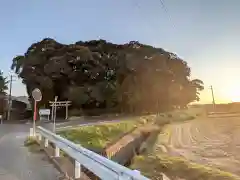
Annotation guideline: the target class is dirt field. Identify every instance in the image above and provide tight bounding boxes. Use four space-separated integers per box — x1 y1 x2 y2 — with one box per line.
157 114 240 176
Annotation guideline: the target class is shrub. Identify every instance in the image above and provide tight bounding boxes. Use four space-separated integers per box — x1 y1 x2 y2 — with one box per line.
24 137 37 146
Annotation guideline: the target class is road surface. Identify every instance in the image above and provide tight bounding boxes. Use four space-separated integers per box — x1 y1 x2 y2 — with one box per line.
51 115 141 131
0 124 60 180
0 117 129 180
158 115 240 175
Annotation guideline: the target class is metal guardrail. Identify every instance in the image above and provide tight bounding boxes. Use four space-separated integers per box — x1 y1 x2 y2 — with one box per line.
36 126 149 180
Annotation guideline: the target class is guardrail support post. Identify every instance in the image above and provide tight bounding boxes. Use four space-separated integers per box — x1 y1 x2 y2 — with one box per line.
55 146 60 157
75 160 81 179
38 134 42 141
161 173 170 180
30 128 34 137
44 138 49 147
133 170 141 175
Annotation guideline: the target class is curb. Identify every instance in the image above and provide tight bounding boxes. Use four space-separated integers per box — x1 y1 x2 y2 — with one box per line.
36 140 69 179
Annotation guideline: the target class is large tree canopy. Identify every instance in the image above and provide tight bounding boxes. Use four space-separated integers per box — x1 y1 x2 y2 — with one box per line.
11 38 203 114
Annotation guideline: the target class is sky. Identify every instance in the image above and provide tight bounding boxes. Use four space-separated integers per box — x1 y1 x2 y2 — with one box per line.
1 0 240 103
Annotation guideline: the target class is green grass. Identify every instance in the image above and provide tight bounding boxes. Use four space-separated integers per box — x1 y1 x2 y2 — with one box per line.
131 154 240 180
24 137 38 146
58 120 145 150
24 136 41 153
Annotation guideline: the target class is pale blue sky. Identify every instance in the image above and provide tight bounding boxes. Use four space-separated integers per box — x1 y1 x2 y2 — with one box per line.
1 0 240 103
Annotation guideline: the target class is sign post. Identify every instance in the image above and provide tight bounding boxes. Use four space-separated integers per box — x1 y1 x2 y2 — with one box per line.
31 88 42 136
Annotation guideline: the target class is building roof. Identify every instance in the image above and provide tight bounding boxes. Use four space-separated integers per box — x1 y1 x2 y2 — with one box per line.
0 95 31 109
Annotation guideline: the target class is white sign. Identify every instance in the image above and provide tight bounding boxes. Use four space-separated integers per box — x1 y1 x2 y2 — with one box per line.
39 109 50 116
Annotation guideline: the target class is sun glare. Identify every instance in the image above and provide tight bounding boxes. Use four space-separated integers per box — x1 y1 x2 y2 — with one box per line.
230 89 240 102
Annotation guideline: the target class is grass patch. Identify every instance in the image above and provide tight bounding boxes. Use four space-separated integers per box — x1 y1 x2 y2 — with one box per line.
24 136 38 146
58 120 146 150
155 107 205 127
24 136 41 153
131 154 240 180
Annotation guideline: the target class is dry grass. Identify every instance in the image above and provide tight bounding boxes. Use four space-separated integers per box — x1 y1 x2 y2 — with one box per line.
132 113 240 180
131 154 240 180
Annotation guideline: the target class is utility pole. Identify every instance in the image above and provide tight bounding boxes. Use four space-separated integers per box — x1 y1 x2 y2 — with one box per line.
7 75 13 121
53 96 58 133
210 85 216 110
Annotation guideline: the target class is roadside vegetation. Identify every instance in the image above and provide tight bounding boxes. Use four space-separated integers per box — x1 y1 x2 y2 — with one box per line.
24 137 38 146
24 137 40 152
155 107 205 126
131 154 240 180
58 119 148 150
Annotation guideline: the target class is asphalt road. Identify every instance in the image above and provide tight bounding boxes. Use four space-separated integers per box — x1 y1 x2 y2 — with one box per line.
52 115 142 131
0 124 60 180
0 117 128 180
54 118 125 131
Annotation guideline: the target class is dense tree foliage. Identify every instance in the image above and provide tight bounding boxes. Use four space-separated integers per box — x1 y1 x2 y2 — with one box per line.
11 38 204 114
0 71 8 94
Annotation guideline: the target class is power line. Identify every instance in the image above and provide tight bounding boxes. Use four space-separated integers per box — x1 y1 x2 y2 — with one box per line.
133 0 176 31
159 0 168 13
158 0 176 30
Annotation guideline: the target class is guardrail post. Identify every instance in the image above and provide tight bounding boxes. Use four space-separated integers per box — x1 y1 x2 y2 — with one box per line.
30 128 34 137
38 134 42 141
55 146 60 157
75 160 81 179
161 173 170 180
133 170 141 175
44 138 49 147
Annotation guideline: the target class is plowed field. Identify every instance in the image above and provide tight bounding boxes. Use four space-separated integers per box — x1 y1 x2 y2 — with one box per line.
157 114 240 176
